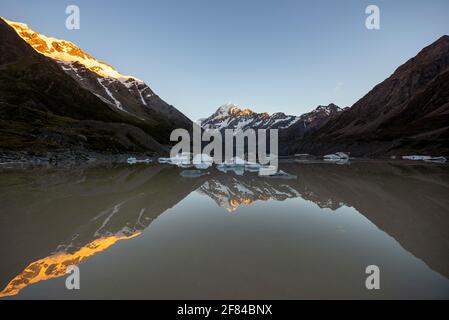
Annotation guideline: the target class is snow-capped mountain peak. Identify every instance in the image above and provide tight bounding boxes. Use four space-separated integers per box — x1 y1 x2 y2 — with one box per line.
217 102 239 114
214 102 256 118
201 103 300 132
3 17 141 83
200 103 343 134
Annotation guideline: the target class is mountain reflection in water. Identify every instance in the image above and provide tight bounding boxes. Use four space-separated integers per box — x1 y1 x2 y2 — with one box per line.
0 162 448 299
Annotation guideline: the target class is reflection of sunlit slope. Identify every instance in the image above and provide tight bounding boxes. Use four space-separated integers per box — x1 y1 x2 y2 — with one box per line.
0 233 140 298
198 177 299 212
0 166 204 297
228 197 256 212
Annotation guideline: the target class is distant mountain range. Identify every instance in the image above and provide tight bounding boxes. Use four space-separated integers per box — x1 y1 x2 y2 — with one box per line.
200 36 449 157
200 102 343 136
0 17 191 155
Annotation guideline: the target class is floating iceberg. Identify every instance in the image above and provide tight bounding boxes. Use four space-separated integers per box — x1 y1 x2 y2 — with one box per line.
258 165 278 176
170 152 191 166
193 153 213 163
158 152 192 167
217 157 246 167
158 157 171 164
127 157 151 164
323 155 340 160
178 163 193 168
232 156 246 166
244 162 261 172
217 163 245 175
180 170 209 178
194 163 211 169
402 155 447 163
402 155 432 161
192 153 213 169
216 157 247 175
323 152 349 161
215 157 278 175
127 157 137 164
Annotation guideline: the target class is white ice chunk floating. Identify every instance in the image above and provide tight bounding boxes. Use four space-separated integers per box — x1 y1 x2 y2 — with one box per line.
323 152 349 161
217 163 245 175
127 157 151 164
258 165 278 176
193 153 213 169
178 163 193 168
402 155 446 162
193 153 213 163
244 162 261 172
127 157 137 164
158 152 192 166
215 156 247 174
170 152 191 166
402 155 432 161
194 163 211 169
232 156 246 166
225 156 247 166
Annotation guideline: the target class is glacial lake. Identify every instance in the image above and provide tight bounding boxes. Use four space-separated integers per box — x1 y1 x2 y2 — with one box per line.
0 161 448 299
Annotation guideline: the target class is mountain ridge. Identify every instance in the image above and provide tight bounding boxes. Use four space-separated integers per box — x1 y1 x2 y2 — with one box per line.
3 17 192 134
283 35 449 156
0 17 190 155
200 102 343 134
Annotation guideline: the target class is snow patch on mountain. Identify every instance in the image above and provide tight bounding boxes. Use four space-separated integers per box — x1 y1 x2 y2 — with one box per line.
97 78 124 111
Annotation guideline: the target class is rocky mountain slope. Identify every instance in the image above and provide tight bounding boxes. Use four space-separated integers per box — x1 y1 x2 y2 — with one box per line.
4 18 191 132
0 17 191 156
287 35 449 156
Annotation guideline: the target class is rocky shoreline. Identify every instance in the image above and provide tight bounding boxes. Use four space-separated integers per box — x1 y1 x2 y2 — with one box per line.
0 150 161 169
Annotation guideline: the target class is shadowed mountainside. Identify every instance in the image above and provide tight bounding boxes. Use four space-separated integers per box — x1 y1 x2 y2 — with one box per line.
281 36 449 156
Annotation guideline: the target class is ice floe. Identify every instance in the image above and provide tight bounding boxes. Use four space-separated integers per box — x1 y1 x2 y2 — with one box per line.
158 152 191 166
217 163 245 175
323 152 349 160
402 155 447 163
127 157 151 165
258 165 278 176
192 154 213 169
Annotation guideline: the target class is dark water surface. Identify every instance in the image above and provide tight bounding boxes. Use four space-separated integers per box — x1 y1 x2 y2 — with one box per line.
1 161 448 299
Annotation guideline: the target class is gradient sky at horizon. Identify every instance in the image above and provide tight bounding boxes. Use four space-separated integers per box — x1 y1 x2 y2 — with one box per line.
1 0 448 120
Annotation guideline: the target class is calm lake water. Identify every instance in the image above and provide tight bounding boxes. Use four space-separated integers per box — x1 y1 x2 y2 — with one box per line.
1 161 448 299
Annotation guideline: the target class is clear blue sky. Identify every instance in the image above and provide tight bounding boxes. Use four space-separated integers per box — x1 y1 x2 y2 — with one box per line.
1 0 448 120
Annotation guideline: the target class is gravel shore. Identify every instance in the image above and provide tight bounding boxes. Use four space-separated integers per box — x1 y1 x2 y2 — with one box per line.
0 150 160 169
